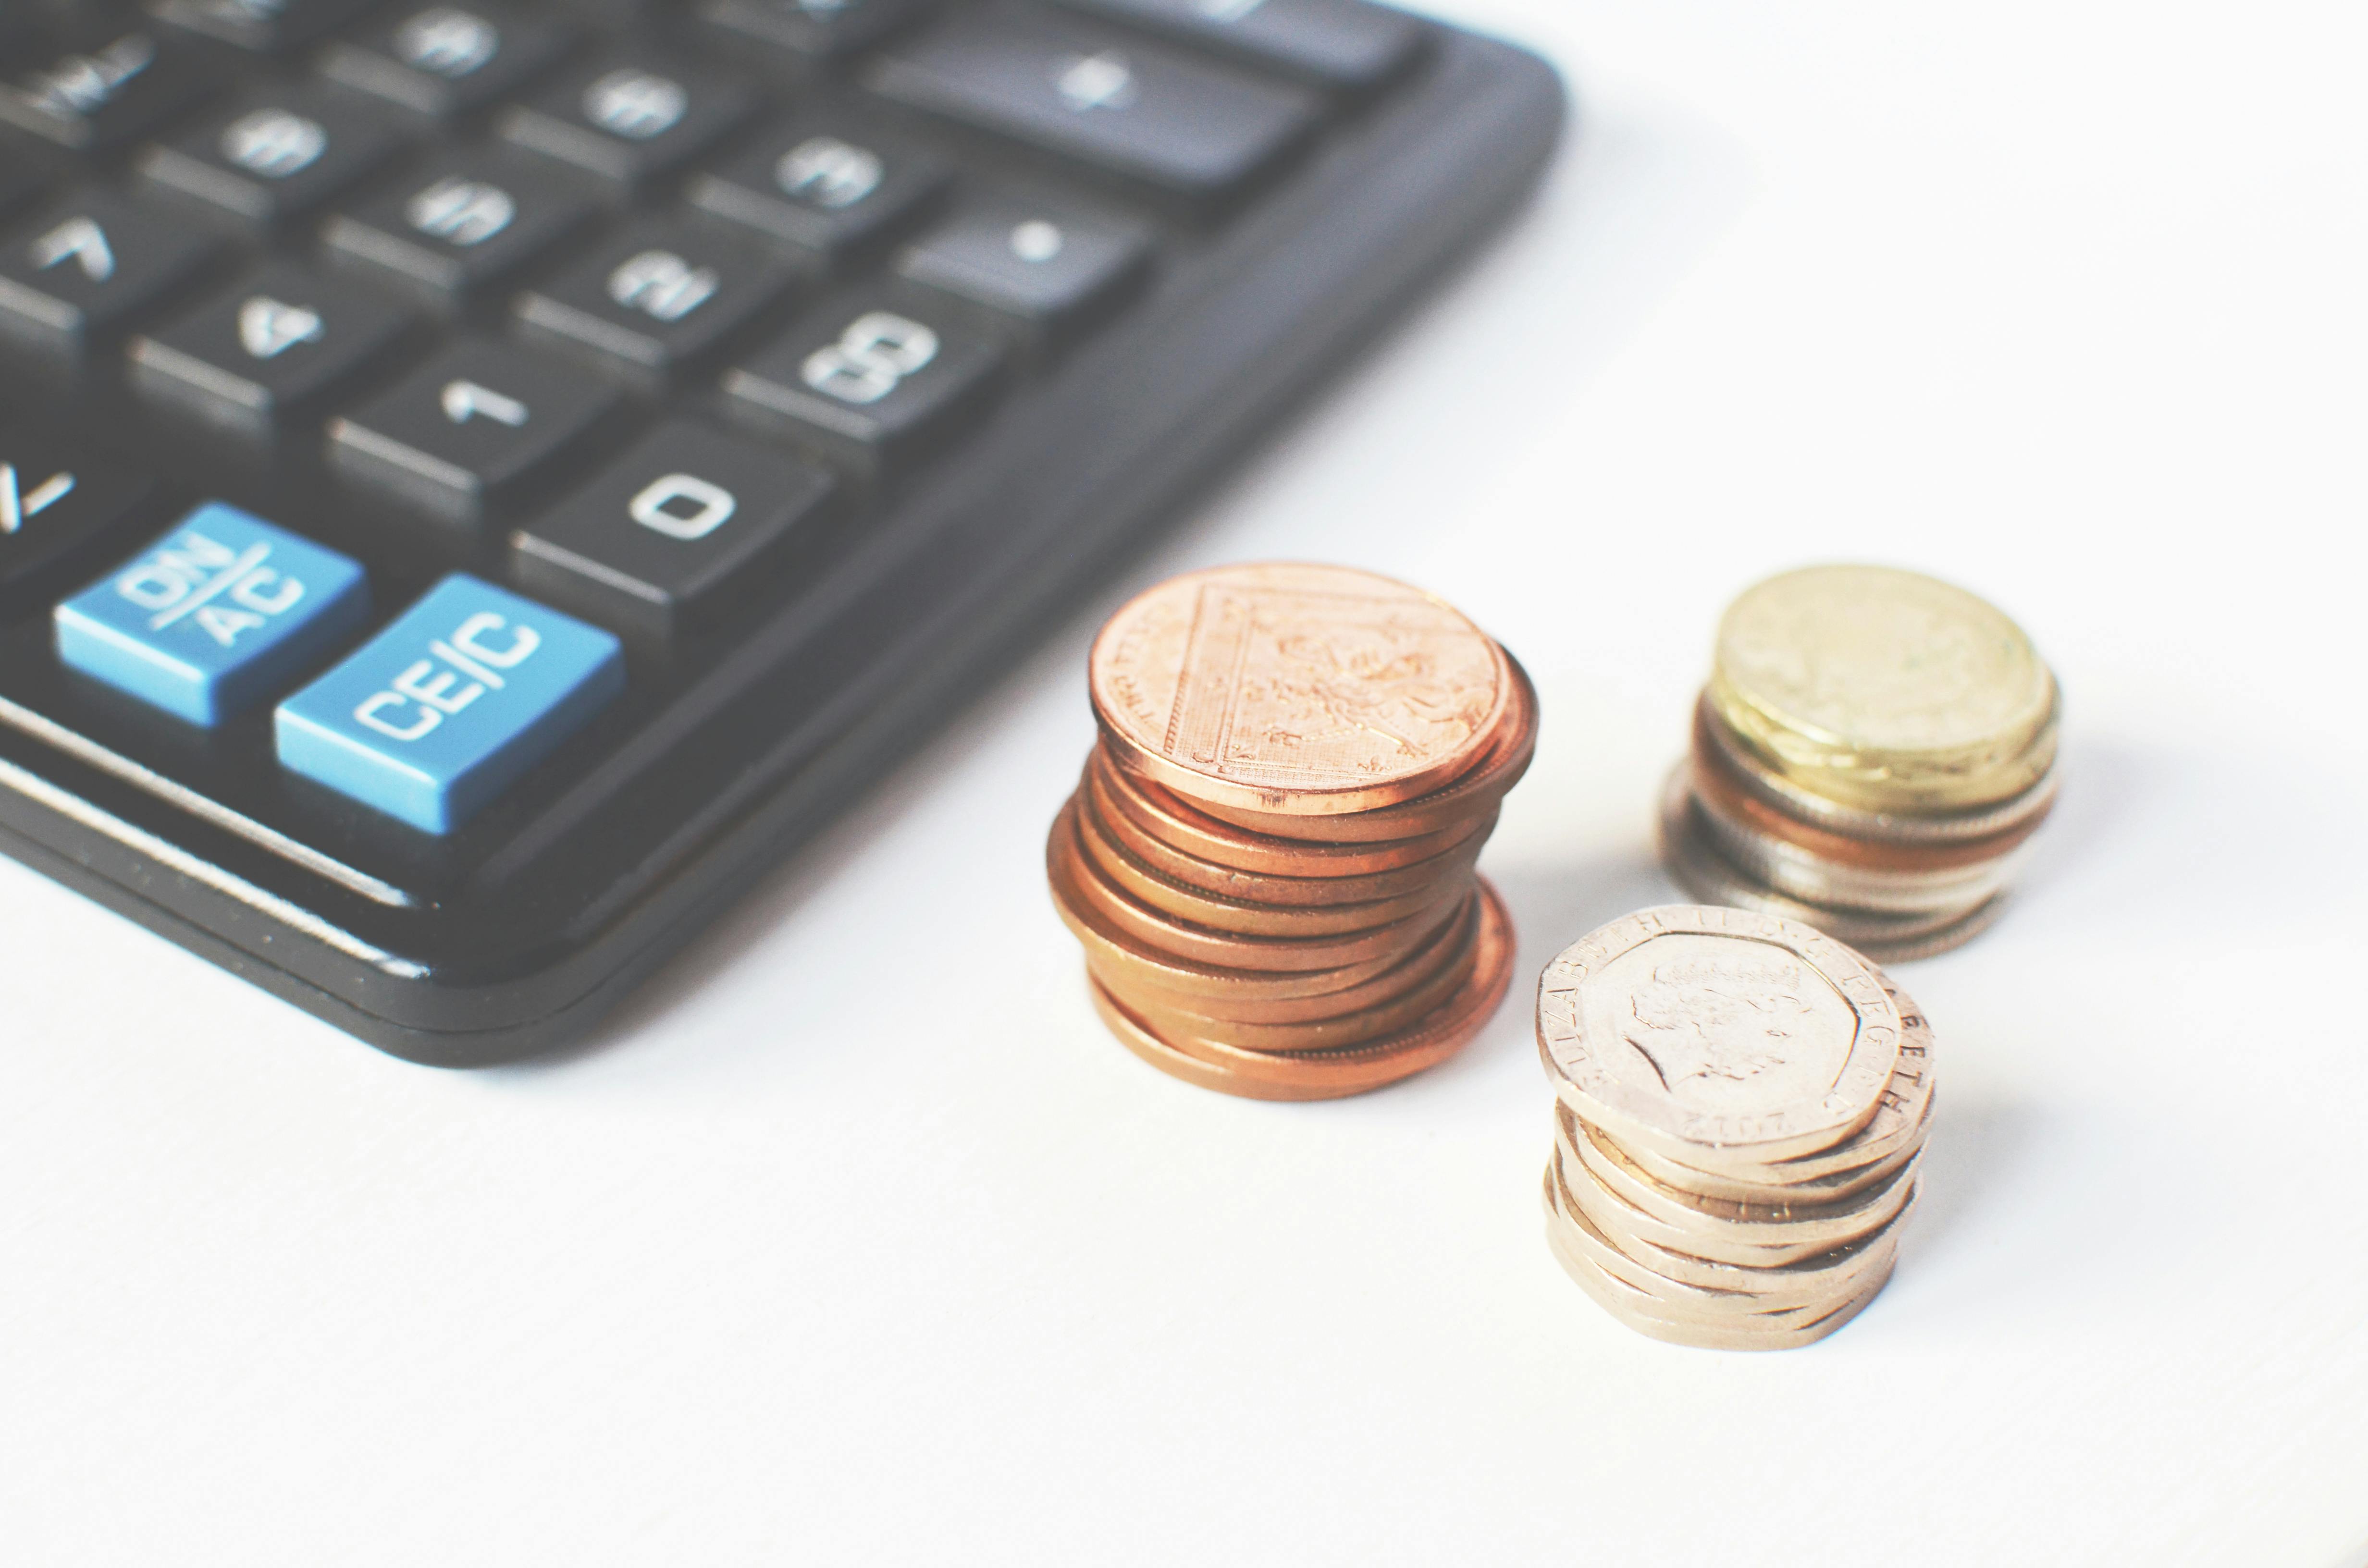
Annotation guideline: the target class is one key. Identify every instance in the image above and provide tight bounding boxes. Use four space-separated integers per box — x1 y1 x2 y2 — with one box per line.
318 3 578 120
511 419 835 642
863 11 1319 200
0 31 213 151
136 87 408 227
327 339 624 523
694 0 934 63
722 292 1000 475
498 53 754 192
0 426 161 618
0 191 221 361
275 574 624 833
1046 0 1422 90
895 198 1148 342
686 118 949 264
513 218 795 382
128 262 417 441
321 150 593 313
54 502 370 725
145 0 380 53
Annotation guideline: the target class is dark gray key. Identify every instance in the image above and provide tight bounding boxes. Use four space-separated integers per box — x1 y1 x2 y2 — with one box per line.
511 419 835 642
328 339 624 523
0 422 162 617
318 3 578 120
0 190 221 359
136 87 408 226
895 198 1148 340
513 217 796 380
1047 0 1422 89
686 118 948 263
498 53 754 192
128 262 417 440
694 0 932 62
321 150 593 312
863 11 1318 199
145 0 379 52
722 291 1000 475
0 30 212 150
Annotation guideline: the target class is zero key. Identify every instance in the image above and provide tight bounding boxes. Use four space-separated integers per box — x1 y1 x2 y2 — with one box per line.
863 10 1319 201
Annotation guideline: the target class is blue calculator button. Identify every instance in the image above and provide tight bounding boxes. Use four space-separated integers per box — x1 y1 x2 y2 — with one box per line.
53 503 371 727
274 575 624 834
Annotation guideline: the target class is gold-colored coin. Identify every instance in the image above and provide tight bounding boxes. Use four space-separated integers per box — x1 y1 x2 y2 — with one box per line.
1542 1210 1894 1351
1089 562 1511 816
1710 564 2055 811
1562 1113 1918 1252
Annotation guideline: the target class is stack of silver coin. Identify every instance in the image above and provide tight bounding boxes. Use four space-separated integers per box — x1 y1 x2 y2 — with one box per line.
1661 564 2060 963
1536 906 1934 1350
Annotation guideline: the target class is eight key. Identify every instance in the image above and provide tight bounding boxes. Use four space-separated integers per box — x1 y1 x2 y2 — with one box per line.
136 86 410 229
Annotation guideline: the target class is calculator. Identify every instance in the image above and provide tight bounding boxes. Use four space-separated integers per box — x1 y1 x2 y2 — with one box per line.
0 0 1561 1064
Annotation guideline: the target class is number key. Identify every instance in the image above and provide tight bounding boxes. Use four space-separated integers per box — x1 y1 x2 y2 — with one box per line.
513 218 795 382
695 0 934 62
686 119 949 264
499 53 754 193
321 151 593 313
511 420 835 642
0 191 222 362
128 262 418 441
722 293 1000 475
0 31 211 151
146 0 381 53
136 88 408 228
318 3 578 120
327 340 624 524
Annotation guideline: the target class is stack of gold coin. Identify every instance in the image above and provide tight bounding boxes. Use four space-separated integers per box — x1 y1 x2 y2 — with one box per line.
1661 564 2060 962
1049 563 1533 1101
1535 906 1934 1350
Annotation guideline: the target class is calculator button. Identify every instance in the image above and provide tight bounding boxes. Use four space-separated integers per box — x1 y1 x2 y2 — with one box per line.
128 262 417 440
327 339 624 522
1047 0 1421 90
0 31 213 151
274 573 624 833
694 0 933 62
722 294 1001 474
0 428 160 618
685 120 948 263
318 3 577 118
0 166 47 225
895 199 1148 338
497 53 754 192
863 11 1318 199
136 88 407 227
511 419 834 642
512 218 795 380
146 0 380 53
0 191 222 360
321 151 593 312
54 502 370 726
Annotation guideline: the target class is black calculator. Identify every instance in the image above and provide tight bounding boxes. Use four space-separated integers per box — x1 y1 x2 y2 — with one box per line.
0 0 1561 1064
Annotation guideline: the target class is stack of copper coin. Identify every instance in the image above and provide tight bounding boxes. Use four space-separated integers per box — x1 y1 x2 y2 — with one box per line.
1049 563 1533 1101
1535 906 1935 1350
1662 564 2060 962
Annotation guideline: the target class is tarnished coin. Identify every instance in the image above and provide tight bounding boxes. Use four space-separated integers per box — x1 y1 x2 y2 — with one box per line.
1053 798 1461 972
1086 880 1514 1101
1090 563 1511 816
1535 905 1902 1167
1089 748 1498 877
1710 564 2056 811
1186 651 1537 844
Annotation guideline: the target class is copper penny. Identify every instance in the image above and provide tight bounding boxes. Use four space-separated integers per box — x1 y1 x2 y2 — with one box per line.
1048 819 1439 1002
1183 650 1538 844
1085 879 1515 1101
1092 744 1494 873
1089 562 1512 816
1085 751 1490 905
1073 783 1457 937
1087 893 1482 1024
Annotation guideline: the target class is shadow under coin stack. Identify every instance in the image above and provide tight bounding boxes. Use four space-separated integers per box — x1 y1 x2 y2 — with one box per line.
1050 564 1533 1101
1662 565 2060 963
1535 906 1934 1349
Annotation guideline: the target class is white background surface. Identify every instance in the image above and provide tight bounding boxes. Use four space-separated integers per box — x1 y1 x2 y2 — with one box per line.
3 0 2365 1562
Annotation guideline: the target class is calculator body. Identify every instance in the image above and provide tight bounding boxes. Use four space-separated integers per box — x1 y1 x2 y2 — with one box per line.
0 0 1563 1064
